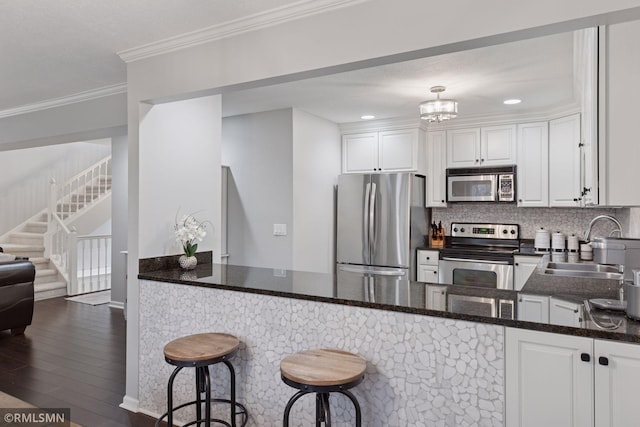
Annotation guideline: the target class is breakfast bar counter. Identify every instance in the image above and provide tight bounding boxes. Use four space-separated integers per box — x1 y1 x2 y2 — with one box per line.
137 260 640 426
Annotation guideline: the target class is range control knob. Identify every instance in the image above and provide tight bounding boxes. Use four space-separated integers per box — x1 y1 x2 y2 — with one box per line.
503 229 508 234
460 228 466 233
453 227 458 233
511 230 516 235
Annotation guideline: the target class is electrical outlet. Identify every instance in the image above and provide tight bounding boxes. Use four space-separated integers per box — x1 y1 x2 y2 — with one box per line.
273 268 287 277
273 224 287 236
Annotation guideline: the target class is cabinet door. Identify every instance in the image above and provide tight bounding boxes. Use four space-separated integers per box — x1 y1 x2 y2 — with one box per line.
379 129 417 171
446 128 480 168
417 250 439 266
549 297 583 328
342 132 379 173
417 265 439 283
425 284 447 310
517 122 549 207
517 294 549 323
480 124 517 166
426 131 447 207
506 328 594 427
595 339 640 427
513 255 542 291
549 114 582 207
600 21 640 206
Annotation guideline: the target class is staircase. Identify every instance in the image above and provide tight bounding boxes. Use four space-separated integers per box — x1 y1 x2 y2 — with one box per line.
0 212 67 300
0 157 112 300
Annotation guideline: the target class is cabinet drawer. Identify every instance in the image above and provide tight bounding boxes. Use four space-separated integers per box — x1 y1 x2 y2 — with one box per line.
417 250 439 266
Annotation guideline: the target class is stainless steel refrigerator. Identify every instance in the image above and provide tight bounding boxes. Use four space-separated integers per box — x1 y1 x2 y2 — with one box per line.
336 173 430 303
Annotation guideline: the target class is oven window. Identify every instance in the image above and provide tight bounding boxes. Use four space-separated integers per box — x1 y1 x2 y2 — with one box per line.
452 180 493 197
452 268 497 288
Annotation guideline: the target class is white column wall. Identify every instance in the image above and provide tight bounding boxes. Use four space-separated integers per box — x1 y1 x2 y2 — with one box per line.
292 108 341 274
138 95 222 259
110 135 128 306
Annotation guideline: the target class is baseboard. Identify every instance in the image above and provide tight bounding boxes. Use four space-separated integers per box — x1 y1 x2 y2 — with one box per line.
109 301 125 310
137 406 188 426
119 395 139 413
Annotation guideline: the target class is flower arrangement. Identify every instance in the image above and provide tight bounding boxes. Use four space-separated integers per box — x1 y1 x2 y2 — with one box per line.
174 212 208 257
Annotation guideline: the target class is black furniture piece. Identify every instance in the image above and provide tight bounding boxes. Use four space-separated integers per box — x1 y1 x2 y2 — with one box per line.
0 259 36 335
280 348 366 426
155 332 248 427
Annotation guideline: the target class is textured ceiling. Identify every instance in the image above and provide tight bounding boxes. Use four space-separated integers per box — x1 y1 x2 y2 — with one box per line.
0 1 577 123
0 0 304 111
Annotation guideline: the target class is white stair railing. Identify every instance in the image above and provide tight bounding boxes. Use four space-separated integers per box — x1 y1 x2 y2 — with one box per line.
53 156 112 220
45 155 113 295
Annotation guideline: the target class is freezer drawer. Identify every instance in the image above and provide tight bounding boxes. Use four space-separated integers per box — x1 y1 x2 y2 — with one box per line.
336 264 410 305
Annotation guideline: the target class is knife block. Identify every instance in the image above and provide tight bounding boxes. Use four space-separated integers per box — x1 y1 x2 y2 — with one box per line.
430 230 445 248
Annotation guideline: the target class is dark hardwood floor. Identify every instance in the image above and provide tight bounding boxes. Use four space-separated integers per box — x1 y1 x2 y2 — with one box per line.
0 297 160 427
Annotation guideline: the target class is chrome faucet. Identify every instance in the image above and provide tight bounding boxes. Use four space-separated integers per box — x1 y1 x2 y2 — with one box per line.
582 214 624 241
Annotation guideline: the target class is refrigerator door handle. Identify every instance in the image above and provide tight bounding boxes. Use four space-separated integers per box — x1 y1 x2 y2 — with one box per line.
363 182 371 264
338 265 407 276
369 182 377 260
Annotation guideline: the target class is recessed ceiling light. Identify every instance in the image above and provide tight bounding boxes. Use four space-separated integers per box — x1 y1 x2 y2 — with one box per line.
361 115 375 120
503 99 522 105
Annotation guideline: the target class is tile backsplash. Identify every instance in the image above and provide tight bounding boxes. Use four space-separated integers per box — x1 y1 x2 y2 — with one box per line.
432 204 628 240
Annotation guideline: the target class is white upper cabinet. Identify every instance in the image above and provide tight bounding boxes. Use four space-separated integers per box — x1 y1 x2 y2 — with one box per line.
378 129 418 171
481 125 517 166
342 132 378 173
549 113 582 207
426 131 447 207
447 125 516 168
599 20 640 206
446 128 480 167
517 122 549 207
342 126 424 174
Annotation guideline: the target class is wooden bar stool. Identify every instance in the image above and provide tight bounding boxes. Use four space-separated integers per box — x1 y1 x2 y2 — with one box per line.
155 332 248 427
280 348 366 426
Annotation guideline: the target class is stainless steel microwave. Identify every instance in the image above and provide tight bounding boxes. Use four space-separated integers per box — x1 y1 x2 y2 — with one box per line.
446 166 516 202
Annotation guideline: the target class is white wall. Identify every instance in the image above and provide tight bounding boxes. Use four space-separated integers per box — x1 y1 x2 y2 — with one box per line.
110 135 128 305
125 0 640 408
138 96 222 259
292 108 341 273
629 208 640 237
221 109 293 269
0 140 111 235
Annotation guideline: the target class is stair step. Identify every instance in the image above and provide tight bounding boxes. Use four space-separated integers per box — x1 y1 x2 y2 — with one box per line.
34 281 67 301
29 257 51 268
35 269 59 284
7 232 44 245
0 243 45 257
24 221 48 233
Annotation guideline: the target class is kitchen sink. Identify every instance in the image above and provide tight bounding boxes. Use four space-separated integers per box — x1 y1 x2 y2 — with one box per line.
542 262 623 280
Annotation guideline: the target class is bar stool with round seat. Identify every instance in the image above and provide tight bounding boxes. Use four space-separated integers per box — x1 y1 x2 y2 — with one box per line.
280 348 366 426
155 332 248 427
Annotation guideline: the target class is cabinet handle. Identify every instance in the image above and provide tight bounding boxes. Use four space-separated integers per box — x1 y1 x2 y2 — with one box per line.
580 353 591 362
515 263 519 266
599 356 609 366
475 159 479 163
433 271 437 274
441 199 445 203
518 199 523 202
426 257 430 260
481 158 485 162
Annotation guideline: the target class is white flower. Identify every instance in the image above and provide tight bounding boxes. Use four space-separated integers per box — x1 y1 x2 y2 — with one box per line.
174 212 210 257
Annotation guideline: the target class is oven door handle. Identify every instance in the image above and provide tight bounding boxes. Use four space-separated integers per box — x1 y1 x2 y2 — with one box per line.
440 257 511 265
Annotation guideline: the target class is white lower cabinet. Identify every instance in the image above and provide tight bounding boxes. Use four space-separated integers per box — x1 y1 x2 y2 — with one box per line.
594 339 640 427
417 250 439 282
425 285 447 310
549 296 583 328
517 294 549 323
507 328 640 427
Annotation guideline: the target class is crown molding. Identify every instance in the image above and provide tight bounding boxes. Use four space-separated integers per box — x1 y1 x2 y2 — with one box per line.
0 84 127 119
339 117 425 134
118 0 368 63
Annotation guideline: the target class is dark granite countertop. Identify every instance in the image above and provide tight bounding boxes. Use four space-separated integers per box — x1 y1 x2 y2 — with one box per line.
139 257 640 343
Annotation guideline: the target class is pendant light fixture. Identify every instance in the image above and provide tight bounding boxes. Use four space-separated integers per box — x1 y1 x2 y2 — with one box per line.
419 86 458 123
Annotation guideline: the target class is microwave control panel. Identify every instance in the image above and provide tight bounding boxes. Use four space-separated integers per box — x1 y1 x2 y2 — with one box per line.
498 174 515 201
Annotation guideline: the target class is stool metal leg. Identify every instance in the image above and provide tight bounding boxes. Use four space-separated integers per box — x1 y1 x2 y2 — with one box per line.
338 390 362 427
283 390 311 427
196 367 203 427
223 360 237 427
201 366 212 427
321 393 331 427
167 366 183 427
